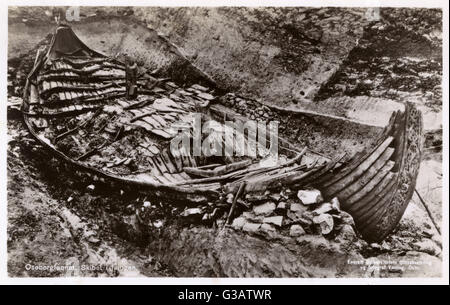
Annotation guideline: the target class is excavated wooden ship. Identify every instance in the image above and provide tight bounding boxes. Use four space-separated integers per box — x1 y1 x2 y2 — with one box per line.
22 24 423 242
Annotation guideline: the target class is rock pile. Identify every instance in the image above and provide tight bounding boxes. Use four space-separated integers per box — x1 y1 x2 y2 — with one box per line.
160 187 357 244
221 93 276 123
229 188 357 240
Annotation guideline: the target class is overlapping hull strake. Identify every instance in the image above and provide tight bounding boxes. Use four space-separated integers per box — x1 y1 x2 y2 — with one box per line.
23 25 422 242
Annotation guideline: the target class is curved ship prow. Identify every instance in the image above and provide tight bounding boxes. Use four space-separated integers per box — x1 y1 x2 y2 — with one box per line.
312 103 422 241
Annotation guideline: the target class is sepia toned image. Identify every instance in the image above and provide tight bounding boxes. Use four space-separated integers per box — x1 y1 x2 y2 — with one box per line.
5 4 445 280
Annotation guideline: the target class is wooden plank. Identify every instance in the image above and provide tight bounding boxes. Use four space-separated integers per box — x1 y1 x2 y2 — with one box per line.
344 161 395 207
160 172 179 184
133 120 153 132
179 172 192 180
303 153 346 186
187 156 197 168
350 172 398 220
42 81 49 91
152 114 167 127
117 100 129 107
358 181 397 235
322 137 394 195
142 147 154 158
142 116 162 129
172 155 184 172
65 91 73 101
391 110 407 172
71 91 79 99
129 109 143 116
139 141 151 151
149 156 179 183
181 155 192 168
150 174 167 184
153 173 172 184
161 150 177 174
153 156 168 173
146 158 162 176
133 173 160 185
148 145 160 155
197 92 215 100
130 110 156 123
163 113 177 121
151 129 173 139
191 84 209 92
330 148 395 200
317 151 375 189
171 173 187 182
29 85 40 104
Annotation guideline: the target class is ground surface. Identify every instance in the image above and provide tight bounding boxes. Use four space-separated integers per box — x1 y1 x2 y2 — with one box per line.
6 6 443 277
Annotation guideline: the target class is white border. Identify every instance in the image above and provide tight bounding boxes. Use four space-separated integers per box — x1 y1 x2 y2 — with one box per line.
1 0 448 285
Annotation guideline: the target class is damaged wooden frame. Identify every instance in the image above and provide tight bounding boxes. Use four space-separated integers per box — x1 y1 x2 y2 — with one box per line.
22 24 423 242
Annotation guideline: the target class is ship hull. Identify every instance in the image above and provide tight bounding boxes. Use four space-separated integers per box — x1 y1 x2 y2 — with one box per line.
23 24 422 242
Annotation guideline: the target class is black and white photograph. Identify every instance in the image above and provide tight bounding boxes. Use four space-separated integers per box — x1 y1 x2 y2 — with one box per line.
2 1 448 285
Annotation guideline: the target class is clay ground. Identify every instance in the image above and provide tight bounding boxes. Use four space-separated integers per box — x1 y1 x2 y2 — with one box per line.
6 7 443 277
